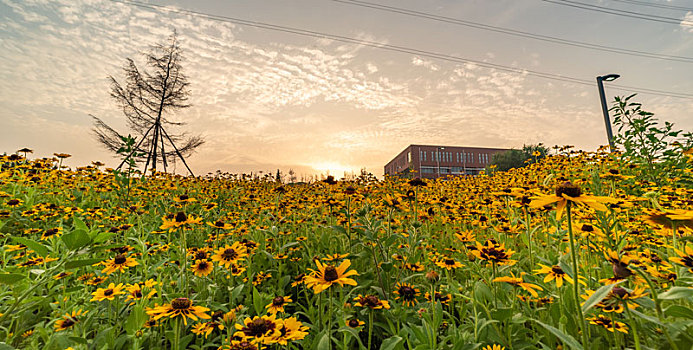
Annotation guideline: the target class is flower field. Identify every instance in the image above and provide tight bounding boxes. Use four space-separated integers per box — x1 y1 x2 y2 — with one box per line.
1 149 693 350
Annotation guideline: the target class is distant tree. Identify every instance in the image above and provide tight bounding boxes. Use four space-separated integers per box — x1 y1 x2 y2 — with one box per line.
91 31 203 176
275 169 283 183
288 169 297 183
488 144 548 172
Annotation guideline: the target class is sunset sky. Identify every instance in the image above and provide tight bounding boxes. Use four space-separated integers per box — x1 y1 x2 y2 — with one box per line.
1 0 692 178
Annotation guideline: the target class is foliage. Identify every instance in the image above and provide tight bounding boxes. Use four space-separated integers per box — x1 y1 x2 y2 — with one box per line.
488 144 549 172
610 94 693 184
1 145 693 349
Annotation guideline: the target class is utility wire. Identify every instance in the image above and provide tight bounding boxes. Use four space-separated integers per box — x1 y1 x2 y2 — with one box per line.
609 0 693 12
109 0 693 99
543 0 693 26
332 0 693 63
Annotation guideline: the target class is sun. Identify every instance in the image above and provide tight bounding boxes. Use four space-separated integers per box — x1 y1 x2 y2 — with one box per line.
309 162 355 177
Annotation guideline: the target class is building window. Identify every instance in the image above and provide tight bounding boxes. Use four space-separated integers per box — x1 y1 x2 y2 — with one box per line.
408 152 411 163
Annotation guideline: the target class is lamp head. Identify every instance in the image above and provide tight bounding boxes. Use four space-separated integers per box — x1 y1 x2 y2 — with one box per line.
600 74 620 81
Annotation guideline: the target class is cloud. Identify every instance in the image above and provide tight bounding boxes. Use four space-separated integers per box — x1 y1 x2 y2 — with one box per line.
682 11 693 33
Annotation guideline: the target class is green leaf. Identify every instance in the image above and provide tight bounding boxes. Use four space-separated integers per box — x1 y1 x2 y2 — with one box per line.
11 237 49 257
93 232 116 244
0 273 26 285
380 335 403 350
65 258 103 270
665 305 693 319
0 342 16 350
658 286 693 300
316 331 331 350
532 319 583 350
61 229 91 250
252 287 264 316
582 281 622 313
125 305 147 334
73 217 88 232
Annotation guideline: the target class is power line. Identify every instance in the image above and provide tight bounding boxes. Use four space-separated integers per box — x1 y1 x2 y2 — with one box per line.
609 0 693 12
108 0 693 99
332 0 693 63
543 0 693 26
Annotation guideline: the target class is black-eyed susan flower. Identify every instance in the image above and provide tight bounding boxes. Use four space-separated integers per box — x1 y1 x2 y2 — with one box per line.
346 318 365 329
529 181 617 220
353 294 390 310
587 314 628 333
482 345 505 350
160 212 202 231
54 309 86 331
191 260 214 277
146 298 210 325
472 240 516 266
670 245 693 273
393 282 420 306
90 283 125 302
304 259 358 294
435 257 463 270
233 314 281 345
535 264 574 287
211 242 248 268
265 295 292 314
100 254 139 275
274 317 309 345
493 272 543 297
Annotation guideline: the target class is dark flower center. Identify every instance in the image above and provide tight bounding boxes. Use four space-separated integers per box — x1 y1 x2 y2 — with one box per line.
244 318 275 336
175 212 187 222
114 254 126 265
581 224 594 232
104 289 114 296
222 248 238 260
214 221 225 227
444 259 455 265
171 298 192 310
134 290 142 298
364 295 380 307
348 319 360 327
198 261 209 269
323 265 339 282
556 181 581 198
551 266 564 275
612 287 628 298
272 296 285 306
7 199 20 206
195 251 207 260
398 285 416 298
179 195 189 200
62 318 75 328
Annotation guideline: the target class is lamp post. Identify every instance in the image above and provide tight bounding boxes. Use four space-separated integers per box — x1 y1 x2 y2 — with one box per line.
597 74 620 151
436 146 444 179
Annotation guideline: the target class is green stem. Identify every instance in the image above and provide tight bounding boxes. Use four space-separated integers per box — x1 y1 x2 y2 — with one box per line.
566 203 589 348
368 310 374 350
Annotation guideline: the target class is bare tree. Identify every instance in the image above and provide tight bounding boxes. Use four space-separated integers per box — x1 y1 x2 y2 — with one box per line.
91 31 203 176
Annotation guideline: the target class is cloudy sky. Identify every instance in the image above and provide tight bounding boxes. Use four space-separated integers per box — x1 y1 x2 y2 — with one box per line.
1 0 692 178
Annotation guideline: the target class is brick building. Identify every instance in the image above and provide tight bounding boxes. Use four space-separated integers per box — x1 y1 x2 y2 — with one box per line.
384 144 509 178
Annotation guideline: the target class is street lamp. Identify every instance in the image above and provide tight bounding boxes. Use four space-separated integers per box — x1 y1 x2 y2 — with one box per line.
436 146 445 179
597 74 620 151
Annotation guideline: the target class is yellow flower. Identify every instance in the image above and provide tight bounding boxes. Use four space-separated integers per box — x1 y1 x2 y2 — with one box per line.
211 242 248 268
535 264 574 287
493 272 543 297
353 294 391 309
90 283 126 301
146 298 210 326
233 314 281 345
304 259 358 294
530 181 617 220
265 295 292 315
100 254 138 275
191 260 214 277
